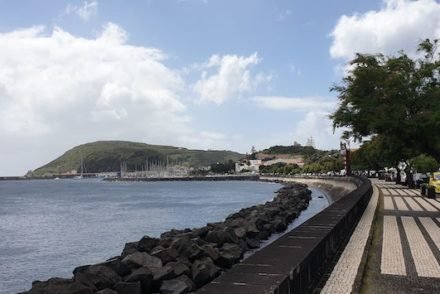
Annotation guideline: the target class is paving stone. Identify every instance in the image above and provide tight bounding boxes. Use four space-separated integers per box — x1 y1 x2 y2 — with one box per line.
381 215 406 276
321 184 379 293
401 216 440 278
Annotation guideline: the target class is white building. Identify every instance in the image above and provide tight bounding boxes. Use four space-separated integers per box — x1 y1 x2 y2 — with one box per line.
235 160 262 173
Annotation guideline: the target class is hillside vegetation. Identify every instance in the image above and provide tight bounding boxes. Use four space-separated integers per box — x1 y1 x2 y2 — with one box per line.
261 145 317 156
31 141 244 176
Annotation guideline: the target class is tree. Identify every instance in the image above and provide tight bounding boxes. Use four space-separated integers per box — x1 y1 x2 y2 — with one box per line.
331 39 440 169
409 154 439 173
210 160 235 174
351 137 393 171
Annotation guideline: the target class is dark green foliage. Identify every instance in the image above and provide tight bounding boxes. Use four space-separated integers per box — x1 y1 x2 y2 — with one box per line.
302 155 344 174
262 145 316 156
32 141 243 175
351 137 393 170
409 154 439 173
331 39 440 164
210 160 235 174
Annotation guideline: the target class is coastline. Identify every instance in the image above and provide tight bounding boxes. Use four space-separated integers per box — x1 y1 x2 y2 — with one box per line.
23 181 312 294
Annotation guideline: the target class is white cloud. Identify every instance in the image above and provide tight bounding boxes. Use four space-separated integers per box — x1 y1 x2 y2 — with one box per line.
178 131 229 150
65 0 98 21
279 9 292 21
293 111 342 150
330 0 440 60
254 96 336 112
0 23 195 175
193 53 271 104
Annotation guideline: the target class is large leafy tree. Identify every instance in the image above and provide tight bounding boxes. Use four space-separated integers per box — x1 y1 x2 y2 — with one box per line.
331 39 440 166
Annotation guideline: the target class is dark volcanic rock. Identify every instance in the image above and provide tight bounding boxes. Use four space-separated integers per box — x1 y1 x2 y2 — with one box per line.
174 274 195 292
233 227 247 239
176 239 203 261
191 226 210 238
114 281 141 294
215 243 243 269
121 242 138 257
153 264 175 282
123 267 153 294
28 278 93 294
137 236 158 253
167 261 191 276
73 264 121 290
100 257 131 276
191 257 220 288
121 252 162 269
245 222 260 238
201 244 220 261
246 238 260 249
160 277 191 294
151 246 179 264
95 289 118 294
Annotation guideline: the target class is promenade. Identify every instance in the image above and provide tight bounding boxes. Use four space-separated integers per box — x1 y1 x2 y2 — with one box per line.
322 179 440 293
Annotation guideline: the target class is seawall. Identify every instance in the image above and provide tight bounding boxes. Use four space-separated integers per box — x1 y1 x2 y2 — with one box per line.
197 176 371 293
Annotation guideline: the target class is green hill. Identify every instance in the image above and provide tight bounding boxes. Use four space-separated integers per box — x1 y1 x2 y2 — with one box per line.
31 141 244 176
261 145 318 156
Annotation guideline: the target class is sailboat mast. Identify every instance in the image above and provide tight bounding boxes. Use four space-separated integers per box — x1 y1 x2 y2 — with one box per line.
80 152 84 177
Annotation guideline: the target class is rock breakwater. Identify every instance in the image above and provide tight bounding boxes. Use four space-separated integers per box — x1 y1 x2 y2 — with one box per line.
24 183 311 294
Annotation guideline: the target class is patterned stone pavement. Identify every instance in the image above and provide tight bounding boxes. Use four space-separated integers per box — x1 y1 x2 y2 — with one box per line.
321 180 440 293
321 184 379 293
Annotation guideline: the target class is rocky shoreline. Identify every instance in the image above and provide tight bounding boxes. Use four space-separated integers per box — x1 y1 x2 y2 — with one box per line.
24 182 311 294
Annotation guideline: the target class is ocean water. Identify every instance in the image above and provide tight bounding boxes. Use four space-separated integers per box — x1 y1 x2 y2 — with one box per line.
0 179 285 293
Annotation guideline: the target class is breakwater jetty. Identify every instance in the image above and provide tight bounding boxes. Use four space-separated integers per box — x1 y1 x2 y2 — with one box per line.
24 182 312 294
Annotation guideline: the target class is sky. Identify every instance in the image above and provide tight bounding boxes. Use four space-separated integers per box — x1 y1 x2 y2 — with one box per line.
1 0 440 176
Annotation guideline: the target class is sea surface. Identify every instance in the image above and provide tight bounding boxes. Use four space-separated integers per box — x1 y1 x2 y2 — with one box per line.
0 179 328 293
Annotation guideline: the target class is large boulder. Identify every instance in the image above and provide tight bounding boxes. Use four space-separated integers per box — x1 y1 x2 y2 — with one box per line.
245 222 260 238
233 227 247 239
176 239 203 261
151 265 175 292
204 228 238 246
152 264 175 282
215 243 243 269
167 261 191 277
114 281 141 294
160 277 191 294
190 226 209 238
191 257 220 288
73 264 121 290
137 236 158 253
246 238 260 249
151 246 179 264
201 244 220 261
27 278 94 294
121 252 162 269
123 267 153 294
174 274 195 292
121 242 138 257
99 257 131 276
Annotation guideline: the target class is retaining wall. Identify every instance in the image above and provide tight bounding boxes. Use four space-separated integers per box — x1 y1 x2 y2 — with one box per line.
197 176 372 294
